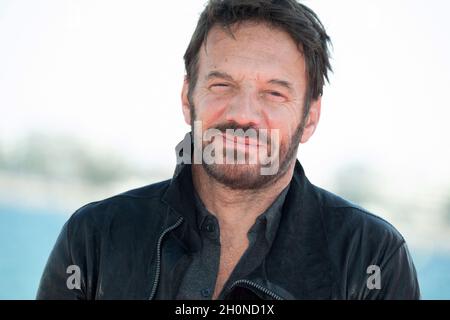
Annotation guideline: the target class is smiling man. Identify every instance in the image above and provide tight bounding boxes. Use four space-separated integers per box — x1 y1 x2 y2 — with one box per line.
37 0 420 300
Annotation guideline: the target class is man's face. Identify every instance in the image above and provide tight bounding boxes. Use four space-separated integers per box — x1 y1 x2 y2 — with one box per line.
182 22 321 189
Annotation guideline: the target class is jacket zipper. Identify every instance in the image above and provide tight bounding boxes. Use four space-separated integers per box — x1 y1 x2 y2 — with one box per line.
226 279 284 300
148 216 184 300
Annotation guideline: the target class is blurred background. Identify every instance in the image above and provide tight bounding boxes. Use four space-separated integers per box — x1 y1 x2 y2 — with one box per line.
0 0 449 299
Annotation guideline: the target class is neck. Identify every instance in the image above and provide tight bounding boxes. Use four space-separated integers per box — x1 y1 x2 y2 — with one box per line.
192 161 296 236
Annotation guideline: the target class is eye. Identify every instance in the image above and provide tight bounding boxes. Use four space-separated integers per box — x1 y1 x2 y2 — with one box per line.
211 83 229 88
264 90 287 102
268 91 283 97
209 83 232 93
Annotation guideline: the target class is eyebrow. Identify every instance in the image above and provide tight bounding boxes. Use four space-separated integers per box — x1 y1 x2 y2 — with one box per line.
206 70 294 92
268 79 293 91
206 71 234 82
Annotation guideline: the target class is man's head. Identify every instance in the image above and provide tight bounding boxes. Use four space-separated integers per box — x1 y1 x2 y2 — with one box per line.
181 0 332 190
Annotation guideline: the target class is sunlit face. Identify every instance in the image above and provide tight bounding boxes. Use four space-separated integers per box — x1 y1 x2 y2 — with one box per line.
182 22 321 189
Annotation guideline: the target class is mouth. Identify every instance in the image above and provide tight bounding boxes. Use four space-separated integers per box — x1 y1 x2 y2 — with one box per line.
220 132 264 148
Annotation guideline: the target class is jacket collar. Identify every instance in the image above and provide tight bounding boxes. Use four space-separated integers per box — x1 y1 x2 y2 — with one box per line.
161 143 334 299
161 159 203 252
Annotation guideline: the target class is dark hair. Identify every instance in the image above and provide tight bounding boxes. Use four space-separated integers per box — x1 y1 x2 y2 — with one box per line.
183 0 332 117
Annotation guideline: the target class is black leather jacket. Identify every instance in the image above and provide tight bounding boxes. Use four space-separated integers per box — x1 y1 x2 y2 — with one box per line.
37 160 420 299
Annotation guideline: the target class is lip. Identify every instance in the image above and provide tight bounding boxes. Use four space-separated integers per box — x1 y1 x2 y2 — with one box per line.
220 133 265 147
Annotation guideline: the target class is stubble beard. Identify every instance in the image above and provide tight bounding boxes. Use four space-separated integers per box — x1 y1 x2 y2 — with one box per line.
190 105 306 191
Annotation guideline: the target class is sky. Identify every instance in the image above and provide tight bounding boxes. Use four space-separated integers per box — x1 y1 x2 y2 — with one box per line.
0 0 449 188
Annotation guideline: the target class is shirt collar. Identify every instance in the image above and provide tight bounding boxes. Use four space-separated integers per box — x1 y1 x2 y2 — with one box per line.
193 182 290 243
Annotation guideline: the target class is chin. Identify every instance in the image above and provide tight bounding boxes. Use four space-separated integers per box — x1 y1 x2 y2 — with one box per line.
202 162 278 190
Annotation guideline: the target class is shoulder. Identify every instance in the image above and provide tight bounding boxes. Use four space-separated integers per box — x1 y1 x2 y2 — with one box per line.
311 185 420 299
65 179 172 237
313 184 405 249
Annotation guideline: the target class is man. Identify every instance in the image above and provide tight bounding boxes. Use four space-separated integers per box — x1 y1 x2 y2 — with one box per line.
37 0 420 300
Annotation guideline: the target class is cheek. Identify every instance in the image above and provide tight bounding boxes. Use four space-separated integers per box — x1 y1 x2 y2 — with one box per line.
263 107 301 143
194 94 229 125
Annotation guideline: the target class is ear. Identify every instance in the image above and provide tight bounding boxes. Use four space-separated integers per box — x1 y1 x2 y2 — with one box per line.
300 96 321 144
181 77 192 126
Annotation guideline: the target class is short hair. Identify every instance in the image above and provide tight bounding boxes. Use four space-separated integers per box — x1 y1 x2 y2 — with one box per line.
183 0 332 116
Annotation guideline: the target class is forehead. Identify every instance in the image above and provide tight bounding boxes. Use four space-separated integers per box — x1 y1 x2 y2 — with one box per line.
198 22 306 82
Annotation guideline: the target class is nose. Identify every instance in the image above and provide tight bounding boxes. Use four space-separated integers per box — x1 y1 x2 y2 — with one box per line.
225 89 262 127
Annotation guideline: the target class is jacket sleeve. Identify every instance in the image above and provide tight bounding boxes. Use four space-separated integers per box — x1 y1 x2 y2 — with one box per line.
363 241 421 300
36 216 87 300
